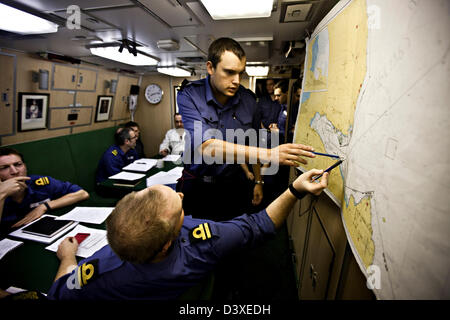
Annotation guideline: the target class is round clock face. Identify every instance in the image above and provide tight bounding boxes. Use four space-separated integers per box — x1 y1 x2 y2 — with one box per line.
145 84 163 104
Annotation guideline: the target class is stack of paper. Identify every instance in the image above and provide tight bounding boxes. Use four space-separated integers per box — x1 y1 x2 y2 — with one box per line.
45 225 108 258
108 171 145 181
55 207 114 224
162 154 181 162
123 158 158 172
146 166 184 187
0 238 23 260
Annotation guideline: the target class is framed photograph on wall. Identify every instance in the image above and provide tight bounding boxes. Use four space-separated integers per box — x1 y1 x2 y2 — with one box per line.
18 92 49 131
95 95 113 122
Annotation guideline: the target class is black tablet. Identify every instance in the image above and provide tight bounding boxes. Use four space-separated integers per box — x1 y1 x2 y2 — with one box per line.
21 216 75 238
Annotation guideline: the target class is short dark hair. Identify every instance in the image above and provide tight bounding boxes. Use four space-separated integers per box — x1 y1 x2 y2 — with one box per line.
106 189 178 264
274 80 289 94
208 37 246 68
124 121 139 128
0 147 25 162
174 113 181 118
115 127 133 146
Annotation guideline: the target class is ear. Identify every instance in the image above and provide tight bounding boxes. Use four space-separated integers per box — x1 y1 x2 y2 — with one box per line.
206 61 214 76
161 240 172 253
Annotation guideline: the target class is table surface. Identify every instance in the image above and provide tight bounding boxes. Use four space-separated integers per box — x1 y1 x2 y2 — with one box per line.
0 160 183 294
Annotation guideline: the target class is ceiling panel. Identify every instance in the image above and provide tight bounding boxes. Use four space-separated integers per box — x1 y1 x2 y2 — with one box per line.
11 0 133 12
139 0 200 27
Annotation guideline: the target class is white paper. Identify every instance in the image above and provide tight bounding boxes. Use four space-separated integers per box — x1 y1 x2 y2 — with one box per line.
146 169 182 187
0 238 23 260
8 215 78 244
45 225 108 258
162 154 181 162
123 159 157 172
108 171 145 181
55 207 114 224
133 158 158 165
167 166 184 177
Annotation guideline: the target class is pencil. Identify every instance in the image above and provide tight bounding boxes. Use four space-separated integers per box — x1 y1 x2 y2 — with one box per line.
312 151 340 159
312 159 343 181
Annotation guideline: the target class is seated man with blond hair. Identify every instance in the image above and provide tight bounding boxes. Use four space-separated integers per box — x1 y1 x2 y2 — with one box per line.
47 168 328 300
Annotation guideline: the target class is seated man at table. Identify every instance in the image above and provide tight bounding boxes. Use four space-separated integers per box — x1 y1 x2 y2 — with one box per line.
0 147 89 233
123 121 146 159
47 168 328 300
159 113 186 156
96 127 139 183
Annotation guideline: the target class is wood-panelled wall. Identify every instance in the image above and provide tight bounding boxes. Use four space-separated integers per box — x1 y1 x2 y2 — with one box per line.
0 48 139 145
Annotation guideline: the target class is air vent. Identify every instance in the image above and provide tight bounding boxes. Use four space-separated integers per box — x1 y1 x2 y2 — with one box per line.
178 56 206 63
280 3 312 23
157 39 180 51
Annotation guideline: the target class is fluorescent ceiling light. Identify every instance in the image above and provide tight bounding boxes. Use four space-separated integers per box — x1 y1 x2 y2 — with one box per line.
0 3 58 34
246 66 269 77
90 47 159 66
200 0 273 20
157 67 191 77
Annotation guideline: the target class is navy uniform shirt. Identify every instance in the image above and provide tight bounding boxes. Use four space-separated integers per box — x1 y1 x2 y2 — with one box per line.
177 76 260 178
1 175 82 225
47 210 275 300
96 145 139 183
277 104 288 141
257 95 281 129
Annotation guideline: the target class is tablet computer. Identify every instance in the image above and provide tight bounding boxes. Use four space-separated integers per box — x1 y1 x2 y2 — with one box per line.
21 216 76 238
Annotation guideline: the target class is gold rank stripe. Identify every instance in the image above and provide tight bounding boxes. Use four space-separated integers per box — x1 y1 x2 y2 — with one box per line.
203 223 211 239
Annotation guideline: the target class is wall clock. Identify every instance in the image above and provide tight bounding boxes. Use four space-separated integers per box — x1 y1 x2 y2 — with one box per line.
145 84 163 104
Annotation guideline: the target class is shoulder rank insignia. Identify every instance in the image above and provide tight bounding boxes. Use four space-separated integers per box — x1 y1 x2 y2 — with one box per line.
66 259 99 290
111 149 118 156
189 223 212 243
35 177 50 186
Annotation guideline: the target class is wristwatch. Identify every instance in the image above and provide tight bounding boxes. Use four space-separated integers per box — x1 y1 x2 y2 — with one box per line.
43 201 52 211
255 180 264 185
288 183 307 200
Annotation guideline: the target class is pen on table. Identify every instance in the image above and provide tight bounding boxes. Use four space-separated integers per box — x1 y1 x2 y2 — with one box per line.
312 159 343 182
311 151 340 159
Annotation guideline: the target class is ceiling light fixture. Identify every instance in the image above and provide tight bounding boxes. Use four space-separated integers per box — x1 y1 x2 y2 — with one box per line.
90 46 159 66
200 0 273 20
0 3 58 34
157 66 191 77
246 66 269 77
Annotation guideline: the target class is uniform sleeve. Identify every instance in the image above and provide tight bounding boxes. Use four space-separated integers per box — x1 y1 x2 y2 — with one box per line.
103 152 124 177
208 210 276 259
159 130 171 152
47 176 82 199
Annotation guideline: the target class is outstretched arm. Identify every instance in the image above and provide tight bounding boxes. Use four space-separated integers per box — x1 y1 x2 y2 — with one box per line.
12 189 89 228
266 169 329 229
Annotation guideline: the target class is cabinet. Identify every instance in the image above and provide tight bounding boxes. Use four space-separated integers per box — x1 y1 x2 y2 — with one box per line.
52 64 97 91
0 53 15 136
287 167 375 299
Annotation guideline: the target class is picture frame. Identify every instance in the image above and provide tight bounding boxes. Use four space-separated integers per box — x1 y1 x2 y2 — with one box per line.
18 92 49 131
95 95 113 122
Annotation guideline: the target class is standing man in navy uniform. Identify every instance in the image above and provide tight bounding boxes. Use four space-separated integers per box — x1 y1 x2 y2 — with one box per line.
0 148 89 233
95 127 139 183
47 169 328 300
176 37 317 221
